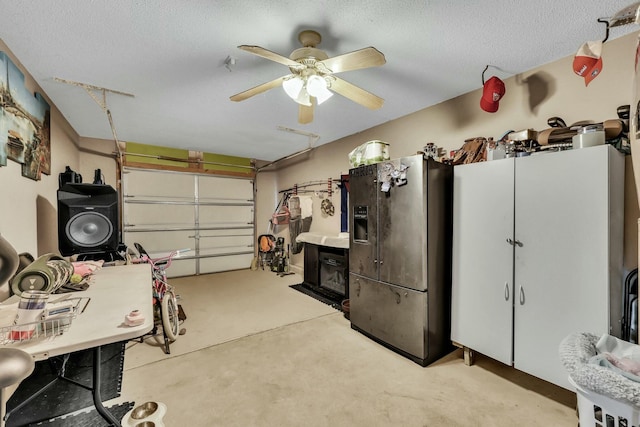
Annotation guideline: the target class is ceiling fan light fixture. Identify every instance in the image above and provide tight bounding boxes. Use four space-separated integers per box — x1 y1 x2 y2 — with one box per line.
296 89 312 106
283 75 316 106
306 75 333 104
306 75 326 95
283 76 304 99
313 88 333 105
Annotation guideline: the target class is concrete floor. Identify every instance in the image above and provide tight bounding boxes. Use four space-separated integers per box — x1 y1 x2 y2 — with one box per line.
109 269 577 426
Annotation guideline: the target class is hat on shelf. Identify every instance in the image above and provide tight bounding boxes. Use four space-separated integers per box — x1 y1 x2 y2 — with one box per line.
480 76 506 113
573 40 603 86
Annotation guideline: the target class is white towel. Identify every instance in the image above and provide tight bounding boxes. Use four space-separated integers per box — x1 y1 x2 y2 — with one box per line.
296 195 313 219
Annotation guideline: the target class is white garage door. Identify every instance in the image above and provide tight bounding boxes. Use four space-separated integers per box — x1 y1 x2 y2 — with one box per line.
122 167 254 277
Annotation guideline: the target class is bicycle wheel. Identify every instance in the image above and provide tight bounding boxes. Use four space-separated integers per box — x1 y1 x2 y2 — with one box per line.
160 289 180 341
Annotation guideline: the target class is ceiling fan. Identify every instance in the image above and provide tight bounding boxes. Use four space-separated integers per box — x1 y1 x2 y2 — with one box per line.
229 30 386 124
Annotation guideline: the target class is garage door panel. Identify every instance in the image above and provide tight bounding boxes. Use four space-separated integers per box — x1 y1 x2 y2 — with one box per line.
199 236 254 255
164 258 196 278
123 231 195 254
199 254 253 274
125 204 195 228
124 169 195 198
198 205 253 226
198 176 252 199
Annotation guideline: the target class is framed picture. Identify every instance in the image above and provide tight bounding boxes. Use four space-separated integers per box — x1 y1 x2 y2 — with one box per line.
0 52 51 179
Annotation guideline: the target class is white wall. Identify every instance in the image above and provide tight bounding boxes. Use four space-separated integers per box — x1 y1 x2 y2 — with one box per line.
0 41 80 259
274 31 640 272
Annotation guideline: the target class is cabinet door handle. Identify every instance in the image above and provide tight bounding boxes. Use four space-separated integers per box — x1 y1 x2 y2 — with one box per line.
506 238 523 247
504 282 510 301
519 286 525 305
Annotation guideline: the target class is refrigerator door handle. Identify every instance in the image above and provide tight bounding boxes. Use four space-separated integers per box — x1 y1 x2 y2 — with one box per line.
519 286 525 305
504 282 510 301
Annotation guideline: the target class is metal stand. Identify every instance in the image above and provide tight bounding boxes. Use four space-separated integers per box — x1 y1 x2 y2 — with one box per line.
93 347 120 426
137 317 172 355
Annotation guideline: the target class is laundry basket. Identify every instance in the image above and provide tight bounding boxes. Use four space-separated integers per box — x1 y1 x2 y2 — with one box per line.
570 376 640 427
560 333 640 427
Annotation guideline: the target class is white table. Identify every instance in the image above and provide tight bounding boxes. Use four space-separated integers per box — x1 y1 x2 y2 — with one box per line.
295 231 349 249
1 263 154 426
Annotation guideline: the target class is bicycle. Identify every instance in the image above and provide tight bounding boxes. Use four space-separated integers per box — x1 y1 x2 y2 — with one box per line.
133 242 185 354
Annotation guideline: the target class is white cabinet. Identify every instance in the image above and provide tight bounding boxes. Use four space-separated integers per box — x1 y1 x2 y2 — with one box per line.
451 158 515 365
451 145 624 389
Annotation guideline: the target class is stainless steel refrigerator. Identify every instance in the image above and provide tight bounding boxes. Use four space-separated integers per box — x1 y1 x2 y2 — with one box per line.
348 154 453 366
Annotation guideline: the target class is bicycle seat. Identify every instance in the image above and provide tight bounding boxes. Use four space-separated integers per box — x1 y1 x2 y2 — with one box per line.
155 259 169 267
134 243 150 258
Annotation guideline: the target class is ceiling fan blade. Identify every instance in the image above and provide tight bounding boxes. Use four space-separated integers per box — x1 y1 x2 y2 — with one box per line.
319 47 386 73
330 77 384 110
238 45 300 67
230 75 288 102
299 103 314 124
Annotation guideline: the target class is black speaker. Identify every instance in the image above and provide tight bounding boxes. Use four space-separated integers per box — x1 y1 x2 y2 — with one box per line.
57 184 119 256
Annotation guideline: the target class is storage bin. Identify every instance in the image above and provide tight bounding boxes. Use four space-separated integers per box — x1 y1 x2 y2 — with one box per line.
348 140 390 167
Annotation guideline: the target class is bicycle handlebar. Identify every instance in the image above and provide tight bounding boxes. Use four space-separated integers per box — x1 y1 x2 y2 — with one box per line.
133 244 191 271
141 251 178 270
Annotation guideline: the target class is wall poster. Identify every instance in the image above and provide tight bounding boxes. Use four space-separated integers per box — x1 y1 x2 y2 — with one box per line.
0 51 51 181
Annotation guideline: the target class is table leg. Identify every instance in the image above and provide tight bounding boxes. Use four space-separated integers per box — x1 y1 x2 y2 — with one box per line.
92 346 121 427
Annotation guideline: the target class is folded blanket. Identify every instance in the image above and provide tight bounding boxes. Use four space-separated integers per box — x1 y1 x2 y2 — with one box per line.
590 353 640 383
591 334 640 381
71 260 104 277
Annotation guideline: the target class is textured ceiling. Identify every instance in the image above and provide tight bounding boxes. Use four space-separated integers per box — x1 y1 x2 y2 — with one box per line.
0 1 637 161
